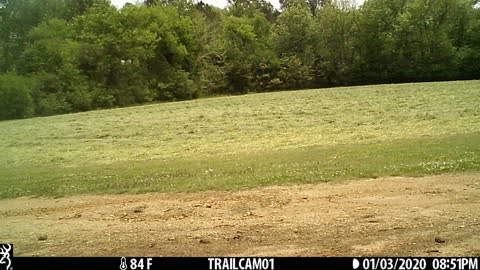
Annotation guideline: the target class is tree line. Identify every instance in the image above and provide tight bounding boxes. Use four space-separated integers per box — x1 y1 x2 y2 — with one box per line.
1 0 479 120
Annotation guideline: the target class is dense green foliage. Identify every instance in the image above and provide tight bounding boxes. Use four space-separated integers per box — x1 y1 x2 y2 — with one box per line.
1 0 479 120
0 73 35 120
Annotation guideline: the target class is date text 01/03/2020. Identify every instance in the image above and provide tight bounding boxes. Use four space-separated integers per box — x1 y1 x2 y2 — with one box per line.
357 258 478 270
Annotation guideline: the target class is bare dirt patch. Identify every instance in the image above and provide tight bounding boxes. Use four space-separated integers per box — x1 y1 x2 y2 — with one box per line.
1 173 479 257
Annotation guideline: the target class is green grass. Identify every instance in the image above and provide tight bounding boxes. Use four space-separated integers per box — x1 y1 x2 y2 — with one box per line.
1 80 480 199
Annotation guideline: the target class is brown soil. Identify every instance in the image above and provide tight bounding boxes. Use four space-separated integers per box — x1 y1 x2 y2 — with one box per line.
1 173 479 257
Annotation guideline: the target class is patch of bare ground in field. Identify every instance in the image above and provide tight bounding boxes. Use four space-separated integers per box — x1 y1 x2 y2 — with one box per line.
1 173 479 257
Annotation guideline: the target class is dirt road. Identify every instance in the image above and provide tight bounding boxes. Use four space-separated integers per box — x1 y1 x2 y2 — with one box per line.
1 173 479 257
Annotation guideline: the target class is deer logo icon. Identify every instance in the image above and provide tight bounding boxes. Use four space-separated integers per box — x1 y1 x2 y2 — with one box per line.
0 244 12 270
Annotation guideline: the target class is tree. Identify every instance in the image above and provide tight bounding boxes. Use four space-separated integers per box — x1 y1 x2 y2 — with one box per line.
272 3 316 88
190 4 228 95
0 0 70 72
0 73 35 120
1 0 478 120
74 3 200 103
355 0 409 83
19 18 91 115
387 0 462 81
314 0 359 85
279 0 331 15
228 0 278 21
458 3 480 79
64 0 98 18
356 0 474 83
222 16 257 93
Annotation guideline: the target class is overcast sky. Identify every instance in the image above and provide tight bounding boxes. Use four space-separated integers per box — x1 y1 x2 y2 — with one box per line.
111 0 366 10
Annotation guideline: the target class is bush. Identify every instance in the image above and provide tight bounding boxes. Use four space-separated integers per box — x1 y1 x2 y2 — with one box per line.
37 93 72 116
0 73 35 120
277 56 313 90
156 70 199 101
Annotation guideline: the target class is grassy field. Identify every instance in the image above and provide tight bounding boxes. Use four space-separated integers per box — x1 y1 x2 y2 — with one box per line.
1 80 479 199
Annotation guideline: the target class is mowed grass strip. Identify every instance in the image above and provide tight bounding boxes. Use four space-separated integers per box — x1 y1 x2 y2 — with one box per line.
0 80 479 198
1 132 479 199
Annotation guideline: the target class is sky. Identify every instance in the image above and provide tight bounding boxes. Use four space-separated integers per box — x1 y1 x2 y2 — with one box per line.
110 0 366 10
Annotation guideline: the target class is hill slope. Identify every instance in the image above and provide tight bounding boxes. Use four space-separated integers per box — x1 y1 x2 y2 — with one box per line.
1 81 480 198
